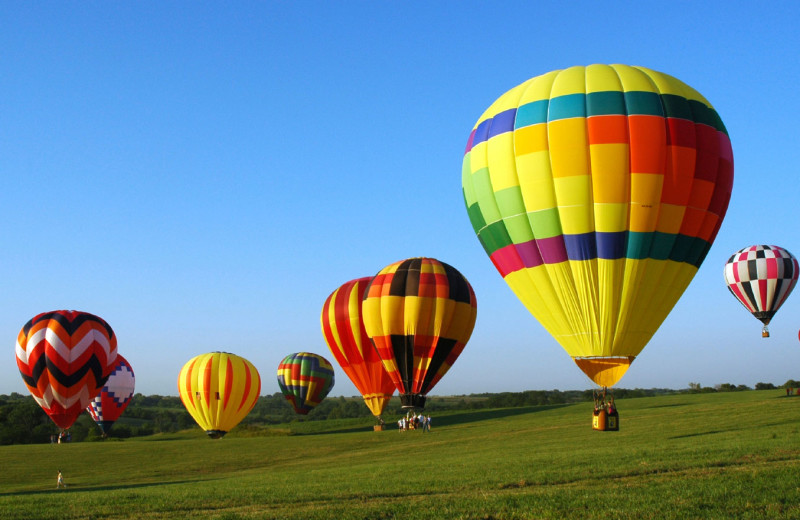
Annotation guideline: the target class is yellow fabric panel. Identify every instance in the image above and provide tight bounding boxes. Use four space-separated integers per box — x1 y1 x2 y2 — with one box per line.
613 259 698 357
611 64 660 93
630 173 664 206
408 295 433 336
468 140 488 172
549 65 586 97
584 64 623 93
573 357 634 387
516 151 557 212
504 265 575 342
514 124 548 155
629 173 664 232
542 269 586 352
487 132 519 191
566 257 601 355
436 297 456 341
589 143 629 203
553 175 593 235
548 118 589 178
596 258 625 352
594 203 628 233
517 69 560 105
655 203 686 234
362 394 392 417
554 175 591 207
361 296 385 338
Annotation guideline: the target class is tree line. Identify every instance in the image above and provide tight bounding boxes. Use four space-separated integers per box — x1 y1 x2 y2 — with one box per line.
1 380 797 445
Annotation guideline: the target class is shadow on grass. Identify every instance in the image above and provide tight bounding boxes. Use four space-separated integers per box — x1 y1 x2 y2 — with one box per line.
646 402 690 409
0 478 220 497
433 404 575 427
302 404 578 435
669 430 726 439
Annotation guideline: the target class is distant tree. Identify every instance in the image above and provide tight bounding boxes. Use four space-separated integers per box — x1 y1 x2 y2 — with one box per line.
4 398 52 444
755 382 776 390
783 380 800 389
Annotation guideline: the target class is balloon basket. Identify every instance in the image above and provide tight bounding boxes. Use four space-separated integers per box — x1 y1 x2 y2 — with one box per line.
592 387 619 431
762 326 770 338
592 409 619 431
373 424 385 432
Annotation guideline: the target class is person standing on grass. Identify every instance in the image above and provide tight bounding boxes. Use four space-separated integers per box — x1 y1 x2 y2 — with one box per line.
57 470 66 489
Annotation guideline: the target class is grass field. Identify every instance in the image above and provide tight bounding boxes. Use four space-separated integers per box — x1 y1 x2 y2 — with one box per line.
1 390 799 519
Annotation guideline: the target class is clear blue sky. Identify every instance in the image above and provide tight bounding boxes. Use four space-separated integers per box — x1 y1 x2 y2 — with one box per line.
2 2 799 397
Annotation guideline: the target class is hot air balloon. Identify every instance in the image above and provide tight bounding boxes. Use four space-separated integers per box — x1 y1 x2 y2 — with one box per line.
177 352 261 439
362 257 478 410
87 354 135 436
723 245 798 337
321 277 395 424
276 352 335 415
15 310 118 430
461 64 733 426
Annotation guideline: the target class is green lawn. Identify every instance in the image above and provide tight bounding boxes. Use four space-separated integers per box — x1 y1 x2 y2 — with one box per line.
1 391 799 519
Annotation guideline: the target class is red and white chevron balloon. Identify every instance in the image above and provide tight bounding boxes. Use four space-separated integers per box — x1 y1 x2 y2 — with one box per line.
15 310 118 429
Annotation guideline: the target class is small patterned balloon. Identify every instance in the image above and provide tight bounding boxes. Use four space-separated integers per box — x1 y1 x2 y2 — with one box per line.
724 245 798 336
277 352 335 415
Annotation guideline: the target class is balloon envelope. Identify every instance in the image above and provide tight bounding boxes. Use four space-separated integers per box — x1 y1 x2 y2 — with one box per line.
723 245 798 330
462 64 733 387
362 257 477 409
15 310 118 429
177 352 261 438
322 277 395 417
87 354 135 435
276 352 335 415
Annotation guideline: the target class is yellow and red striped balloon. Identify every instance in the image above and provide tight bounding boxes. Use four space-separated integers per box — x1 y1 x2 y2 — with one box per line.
321 277 395 417
362 258 477 409
177 352 261 439
15 310 118 430
462 64 734 387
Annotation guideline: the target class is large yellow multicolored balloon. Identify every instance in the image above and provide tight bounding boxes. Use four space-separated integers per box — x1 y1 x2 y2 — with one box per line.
177 352 261 438
321 277 395 418
362 257 477 409
462 64 733 387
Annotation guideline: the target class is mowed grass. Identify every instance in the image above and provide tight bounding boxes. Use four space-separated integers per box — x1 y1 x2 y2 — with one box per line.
1 391 799 519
